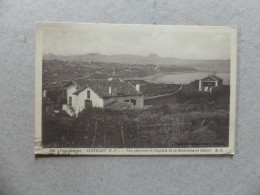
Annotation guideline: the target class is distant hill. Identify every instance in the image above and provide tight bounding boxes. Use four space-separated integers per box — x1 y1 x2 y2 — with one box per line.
43 53 230 73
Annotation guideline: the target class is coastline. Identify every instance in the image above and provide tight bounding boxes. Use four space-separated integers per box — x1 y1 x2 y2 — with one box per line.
128 71 230 85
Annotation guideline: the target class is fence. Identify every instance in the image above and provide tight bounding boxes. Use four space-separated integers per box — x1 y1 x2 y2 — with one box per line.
135 120 190 147
43 110 191 148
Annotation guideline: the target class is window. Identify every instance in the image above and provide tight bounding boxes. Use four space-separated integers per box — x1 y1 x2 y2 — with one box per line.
130 99 136 105
87 90 90 98
124 99 129 102
69 96 72 106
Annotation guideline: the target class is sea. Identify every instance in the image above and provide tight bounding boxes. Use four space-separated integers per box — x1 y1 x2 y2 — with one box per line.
135 71 230 85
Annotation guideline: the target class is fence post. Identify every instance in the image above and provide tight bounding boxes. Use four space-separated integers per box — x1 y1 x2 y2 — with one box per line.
173 119 177 134
176 117 179 133
92 121 97 147
87 124 89 133
168 125 170 140
104 130 106 146
121 126 125 148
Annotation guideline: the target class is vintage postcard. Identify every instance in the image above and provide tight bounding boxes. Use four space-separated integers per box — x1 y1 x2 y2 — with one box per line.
35 23 237 155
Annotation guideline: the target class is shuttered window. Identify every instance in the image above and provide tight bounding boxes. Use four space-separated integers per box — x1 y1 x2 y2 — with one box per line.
130 99 136 105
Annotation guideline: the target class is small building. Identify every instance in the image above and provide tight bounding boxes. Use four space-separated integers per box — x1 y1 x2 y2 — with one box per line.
199 74 223 92
63 78 144 116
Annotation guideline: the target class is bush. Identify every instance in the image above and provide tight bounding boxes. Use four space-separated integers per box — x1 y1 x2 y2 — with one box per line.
46 88 65 103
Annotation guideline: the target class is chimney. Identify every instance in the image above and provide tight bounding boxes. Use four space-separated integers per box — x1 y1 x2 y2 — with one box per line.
109 86 117 95
109 86 112 95
135 84 140 92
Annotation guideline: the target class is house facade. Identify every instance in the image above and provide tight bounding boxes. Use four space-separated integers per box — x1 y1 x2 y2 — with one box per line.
199 74 223 92
63 78 144 116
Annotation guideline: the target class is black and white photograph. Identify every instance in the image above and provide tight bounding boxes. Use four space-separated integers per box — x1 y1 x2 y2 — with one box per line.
35 23 237 155
3 0 260 193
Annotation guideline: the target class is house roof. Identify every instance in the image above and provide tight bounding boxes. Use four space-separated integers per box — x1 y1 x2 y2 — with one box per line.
65 78 143 97
125 80 149 86
201 75 223 82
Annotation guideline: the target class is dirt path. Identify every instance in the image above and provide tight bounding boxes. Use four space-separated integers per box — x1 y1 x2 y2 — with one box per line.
145 84 183 100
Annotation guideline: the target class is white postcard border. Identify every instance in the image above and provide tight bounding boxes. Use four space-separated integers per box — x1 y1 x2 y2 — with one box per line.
34 23 237 155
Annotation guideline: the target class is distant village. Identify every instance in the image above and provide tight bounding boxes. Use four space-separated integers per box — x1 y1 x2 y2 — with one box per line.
42 59 196 88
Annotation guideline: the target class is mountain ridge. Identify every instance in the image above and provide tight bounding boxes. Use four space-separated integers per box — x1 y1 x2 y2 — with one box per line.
43 53 230 73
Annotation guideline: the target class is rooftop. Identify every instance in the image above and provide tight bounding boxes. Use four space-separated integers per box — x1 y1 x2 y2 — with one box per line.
65 78 143 97
201 75 223 81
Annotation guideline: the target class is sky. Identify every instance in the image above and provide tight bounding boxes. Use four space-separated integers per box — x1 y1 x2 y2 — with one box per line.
42 24 231 60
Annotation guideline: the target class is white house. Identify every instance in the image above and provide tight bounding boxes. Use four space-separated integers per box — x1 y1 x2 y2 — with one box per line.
62 78 144 116
199 74 223 92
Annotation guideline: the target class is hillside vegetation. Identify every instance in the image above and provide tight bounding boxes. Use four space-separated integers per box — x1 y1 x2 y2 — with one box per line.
42 81 230 148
